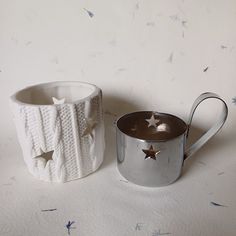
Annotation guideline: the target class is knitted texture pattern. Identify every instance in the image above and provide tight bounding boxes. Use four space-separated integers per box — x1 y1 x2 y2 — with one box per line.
11 91 105 182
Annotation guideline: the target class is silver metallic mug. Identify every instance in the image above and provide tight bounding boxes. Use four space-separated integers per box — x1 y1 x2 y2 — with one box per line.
116 93 228 187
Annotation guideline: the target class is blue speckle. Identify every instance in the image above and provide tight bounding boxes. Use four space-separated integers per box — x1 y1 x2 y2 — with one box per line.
152 229 171 236
84 8 94 18
66 221 75 235
232 97 236 104
135 223 144 231
210 201 227 207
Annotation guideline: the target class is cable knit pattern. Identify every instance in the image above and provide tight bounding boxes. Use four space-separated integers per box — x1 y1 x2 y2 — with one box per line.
10 88 105 182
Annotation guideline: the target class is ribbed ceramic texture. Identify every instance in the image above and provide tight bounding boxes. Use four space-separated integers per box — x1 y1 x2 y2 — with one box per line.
10 91 105 182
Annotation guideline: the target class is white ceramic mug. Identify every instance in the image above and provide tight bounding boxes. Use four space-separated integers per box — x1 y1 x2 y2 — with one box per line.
10 81 105 182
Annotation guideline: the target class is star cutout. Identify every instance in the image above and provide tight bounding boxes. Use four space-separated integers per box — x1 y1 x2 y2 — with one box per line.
34 150 54 166
142 145 160 160
52 97 65 105
145 114 160 128
82 118 97 139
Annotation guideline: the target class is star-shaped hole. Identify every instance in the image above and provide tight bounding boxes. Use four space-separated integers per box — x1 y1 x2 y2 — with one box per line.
142 145 161 160
34 150 54 166
82 118 97 139
52 97 65 105
145 114 160 128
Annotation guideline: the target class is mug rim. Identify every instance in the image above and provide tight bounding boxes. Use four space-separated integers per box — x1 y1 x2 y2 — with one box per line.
116 111 188 142
10 81 101 107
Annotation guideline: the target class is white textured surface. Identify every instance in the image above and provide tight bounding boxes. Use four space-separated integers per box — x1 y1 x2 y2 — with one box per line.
10 82 104 182
0 0 236 235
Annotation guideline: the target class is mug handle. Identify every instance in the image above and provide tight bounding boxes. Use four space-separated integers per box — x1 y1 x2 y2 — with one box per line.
184 92 228 160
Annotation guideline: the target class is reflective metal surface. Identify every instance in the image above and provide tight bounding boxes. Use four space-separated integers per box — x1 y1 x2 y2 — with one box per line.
184 92 228 159
116 93 228 187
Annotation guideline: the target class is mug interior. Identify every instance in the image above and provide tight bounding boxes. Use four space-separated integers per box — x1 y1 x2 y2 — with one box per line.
117 111 187 141
13 81 97 105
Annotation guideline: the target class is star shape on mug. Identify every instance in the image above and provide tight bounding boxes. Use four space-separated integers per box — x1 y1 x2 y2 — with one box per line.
34 149 54 166
52 97 65 105
142 145 161 160
145 114 160 128
82 118 97 139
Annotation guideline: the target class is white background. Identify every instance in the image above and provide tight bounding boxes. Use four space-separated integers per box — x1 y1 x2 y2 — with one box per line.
0 0 236 235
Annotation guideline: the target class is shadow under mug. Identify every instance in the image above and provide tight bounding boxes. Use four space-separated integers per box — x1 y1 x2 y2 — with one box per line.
116 92 228 187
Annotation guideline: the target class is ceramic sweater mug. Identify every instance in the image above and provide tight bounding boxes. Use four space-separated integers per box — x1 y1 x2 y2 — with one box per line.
116 93 228 187
10 81 105 182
